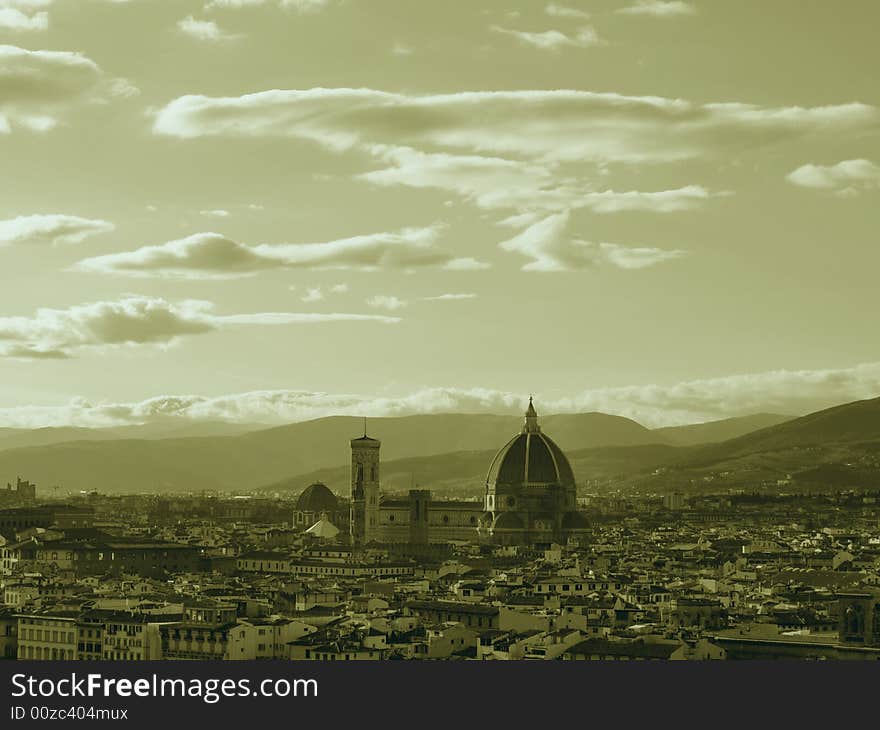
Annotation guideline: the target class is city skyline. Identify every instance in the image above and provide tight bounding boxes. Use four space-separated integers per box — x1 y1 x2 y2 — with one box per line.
2 0 879 429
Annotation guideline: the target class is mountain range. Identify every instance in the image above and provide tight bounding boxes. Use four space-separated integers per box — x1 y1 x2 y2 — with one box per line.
0 397 877 496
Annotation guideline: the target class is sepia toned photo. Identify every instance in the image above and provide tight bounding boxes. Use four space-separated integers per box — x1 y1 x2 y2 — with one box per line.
2 0 879 666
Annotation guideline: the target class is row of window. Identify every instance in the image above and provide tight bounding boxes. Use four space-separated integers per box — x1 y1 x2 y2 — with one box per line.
19 628 75 643
19 646 74 660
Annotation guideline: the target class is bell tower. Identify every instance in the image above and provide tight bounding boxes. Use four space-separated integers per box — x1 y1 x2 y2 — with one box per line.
350 420 381 546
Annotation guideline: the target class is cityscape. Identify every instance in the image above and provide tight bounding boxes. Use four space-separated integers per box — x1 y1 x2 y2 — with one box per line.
1 1 879 666
1 397 879 661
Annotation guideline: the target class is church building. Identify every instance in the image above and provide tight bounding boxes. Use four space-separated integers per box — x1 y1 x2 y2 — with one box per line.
347 399 589 547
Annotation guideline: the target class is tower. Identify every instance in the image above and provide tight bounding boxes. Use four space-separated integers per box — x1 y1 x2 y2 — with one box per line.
408 489 431 545
350 423 381 546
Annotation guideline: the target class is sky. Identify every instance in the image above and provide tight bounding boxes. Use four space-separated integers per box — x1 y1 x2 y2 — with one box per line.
1 0 879 429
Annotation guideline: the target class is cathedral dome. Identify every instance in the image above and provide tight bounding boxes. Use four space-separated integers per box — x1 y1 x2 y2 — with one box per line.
485 399 575 488
296 482 338 513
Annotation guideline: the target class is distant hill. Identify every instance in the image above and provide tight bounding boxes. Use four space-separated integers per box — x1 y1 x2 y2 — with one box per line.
637 396 880 492
653 413 791 446
0 412 665 495
263 443 687 499
684 396 880 465
5 400 875 496
0 421 263 453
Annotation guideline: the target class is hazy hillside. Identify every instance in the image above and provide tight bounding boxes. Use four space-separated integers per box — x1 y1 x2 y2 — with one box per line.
683 396 880 465
634 397 880 492
654 413 791 446
265 443 687 499
5 400 876 496
0 421 263 452
0 412 665 494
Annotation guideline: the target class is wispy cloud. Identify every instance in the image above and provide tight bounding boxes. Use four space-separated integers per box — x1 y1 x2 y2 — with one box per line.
443 257 491 271
786 159 880 196
366 295 407 310
0 6 48 31
0 214 114 247
75 227 457 279
421 293 477 301
300 287 324 302
360 145 722 216
203 0 330 12
489 24 602 51
499 210 686 272
0 44 137 133
617 1 697 17
177 15 241 42
152 87 877 166
545 3 590 20
0 295 400 359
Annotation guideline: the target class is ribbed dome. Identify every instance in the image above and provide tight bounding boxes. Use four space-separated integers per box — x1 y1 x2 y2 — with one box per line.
486 399 575 488
296 482 338 513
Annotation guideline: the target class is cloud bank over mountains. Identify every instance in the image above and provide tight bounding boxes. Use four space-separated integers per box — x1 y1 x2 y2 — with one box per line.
2 361 879 429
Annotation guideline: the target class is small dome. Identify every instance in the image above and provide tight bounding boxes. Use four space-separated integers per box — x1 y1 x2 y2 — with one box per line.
296 482 338 513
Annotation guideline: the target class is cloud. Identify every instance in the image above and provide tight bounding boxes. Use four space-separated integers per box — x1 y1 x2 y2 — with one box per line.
204 0 265 7
4 361 879 428
204 0 330 11
545 3 590 20
177 15 240 42
329 282 348 293
0 44 137 132
75 227 457 279
489 24 602 51
0 7 48 31
300 287 324 302
786 159 880 195
279 0 330 11
0 214 114 247
361 145 720 216
617 1 697 17
421 293 477 301
0 295 399 359
443 257 491 271
366 295 407 310
199 208 231 217
152 87 877 166
499 210 686 272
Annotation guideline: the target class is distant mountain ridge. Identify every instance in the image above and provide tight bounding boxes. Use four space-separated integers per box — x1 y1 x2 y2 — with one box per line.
653 413 791 446
1 398 876 496
641 396 880 491
268 398 880 496
0 411 663 494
